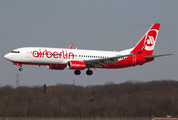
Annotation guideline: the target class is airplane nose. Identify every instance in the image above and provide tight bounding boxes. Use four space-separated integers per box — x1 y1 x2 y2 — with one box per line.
4 53 11 61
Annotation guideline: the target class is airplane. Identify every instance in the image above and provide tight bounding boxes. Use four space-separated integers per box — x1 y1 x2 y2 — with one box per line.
4 23 173 75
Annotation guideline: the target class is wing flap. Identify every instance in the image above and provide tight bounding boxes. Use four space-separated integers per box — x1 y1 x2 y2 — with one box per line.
97 61 108 67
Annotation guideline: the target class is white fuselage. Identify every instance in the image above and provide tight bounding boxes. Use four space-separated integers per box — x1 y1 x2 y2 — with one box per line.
5 47 133 66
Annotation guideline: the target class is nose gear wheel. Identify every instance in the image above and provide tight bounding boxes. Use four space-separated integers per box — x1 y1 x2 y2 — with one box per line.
19 67 23 71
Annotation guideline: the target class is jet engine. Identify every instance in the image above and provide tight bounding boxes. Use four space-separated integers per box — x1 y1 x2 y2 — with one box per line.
67 61 86 70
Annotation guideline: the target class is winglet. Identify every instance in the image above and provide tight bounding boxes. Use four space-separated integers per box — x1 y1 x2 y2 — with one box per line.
68 43 73 49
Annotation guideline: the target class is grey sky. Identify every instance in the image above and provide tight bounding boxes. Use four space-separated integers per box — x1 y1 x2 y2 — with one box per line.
0 0 177 86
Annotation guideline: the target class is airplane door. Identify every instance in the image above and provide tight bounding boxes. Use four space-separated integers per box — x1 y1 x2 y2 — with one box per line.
132 55 136 64
26 49 31 58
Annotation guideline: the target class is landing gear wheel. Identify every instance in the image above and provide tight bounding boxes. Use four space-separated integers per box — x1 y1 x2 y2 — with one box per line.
86 70 93 75
74 70 81 75
19 68 23 71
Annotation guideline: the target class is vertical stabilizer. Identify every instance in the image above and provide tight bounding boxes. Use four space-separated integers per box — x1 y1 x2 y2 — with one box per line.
131 23 160 55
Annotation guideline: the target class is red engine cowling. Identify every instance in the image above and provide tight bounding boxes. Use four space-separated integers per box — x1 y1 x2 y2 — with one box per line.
47 65 66 70
67 61 86 70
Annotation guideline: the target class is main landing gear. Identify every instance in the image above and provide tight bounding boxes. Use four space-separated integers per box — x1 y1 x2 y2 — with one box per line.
74 70 81 75
86 70 93 75
74 69 93 75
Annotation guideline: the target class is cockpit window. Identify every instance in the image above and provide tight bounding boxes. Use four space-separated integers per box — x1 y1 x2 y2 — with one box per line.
11 51 20 53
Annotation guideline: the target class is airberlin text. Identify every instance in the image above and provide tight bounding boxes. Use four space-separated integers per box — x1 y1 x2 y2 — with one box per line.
32 49 74 59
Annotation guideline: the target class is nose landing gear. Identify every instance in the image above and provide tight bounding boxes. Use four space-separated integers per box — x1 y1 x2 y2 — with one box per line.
19 67 23 71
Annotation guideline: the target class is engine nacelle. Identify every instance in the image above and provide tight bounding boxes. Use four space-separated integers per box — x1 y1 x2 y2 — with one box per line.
47 65 66 70
67 61 86 70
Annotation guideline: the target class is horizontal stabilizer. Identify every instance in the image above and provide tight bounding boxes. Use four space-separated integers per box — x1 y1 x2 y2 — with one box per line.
144 54 174 59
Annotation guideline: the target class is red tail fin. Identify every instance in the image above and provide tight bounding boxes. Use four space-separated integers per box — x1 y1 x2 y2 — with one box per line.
131 23 160 55
68 43 73 49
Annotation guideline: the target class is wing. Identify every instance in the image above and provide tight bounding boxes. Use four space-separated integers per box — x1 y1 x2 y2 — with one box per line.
84 53 137 68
